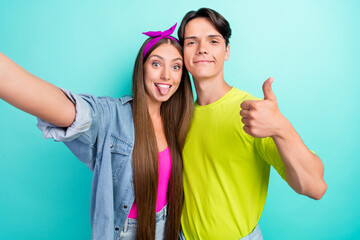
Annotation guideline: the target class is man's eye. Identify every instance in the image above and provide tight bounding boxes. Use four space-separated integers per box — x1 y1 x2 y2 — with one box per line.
211 40 219 44
187 41 195 45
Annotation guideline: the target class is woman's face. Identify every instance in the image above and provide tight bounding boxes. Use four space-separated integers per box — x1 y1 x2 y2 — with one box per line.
143 43 183 105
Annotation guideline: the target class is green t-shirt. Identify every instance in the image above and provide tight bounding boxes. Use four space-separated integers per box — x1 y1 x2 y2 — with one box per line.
181 87 286 239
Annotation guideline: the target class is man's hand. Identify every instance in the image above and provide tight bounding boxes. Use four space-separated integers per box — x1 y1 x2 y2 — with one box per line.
240 77 287 138
240 77 327 199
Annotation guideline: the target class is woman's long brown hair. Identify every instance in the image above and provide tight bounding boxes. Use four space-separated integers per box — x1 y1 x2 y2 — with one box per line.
132 37 194 239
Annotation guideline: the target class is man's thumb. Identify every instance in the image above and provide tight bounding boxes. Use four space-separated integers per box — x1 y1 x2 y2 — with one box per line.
262 77 276 101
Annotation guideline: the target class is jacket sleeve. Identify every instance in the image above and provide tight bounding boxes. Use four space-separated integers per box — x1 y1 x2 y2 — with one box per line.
37 88 111 171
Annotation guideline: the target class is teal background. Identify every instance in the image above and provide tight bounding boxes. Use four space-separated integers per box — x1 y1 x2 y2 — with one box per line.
0 0 359 239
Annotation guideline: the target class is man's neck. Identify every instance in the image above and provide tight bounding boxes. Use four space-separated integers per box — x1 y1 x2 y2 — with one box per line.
194 75 232 106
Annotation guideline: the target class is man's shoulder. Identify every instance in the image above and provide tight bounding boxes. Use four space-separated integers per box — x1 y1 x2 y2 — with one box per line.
229 87 261 102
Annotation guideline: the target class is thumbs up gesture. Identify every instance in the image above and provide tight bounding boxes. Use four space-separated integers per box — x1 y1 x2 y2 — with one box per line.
240 77 287 138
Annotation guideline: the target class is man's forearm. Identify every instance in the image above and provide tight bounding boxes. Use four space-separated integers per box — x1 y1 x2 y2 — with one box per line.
272 117 327 200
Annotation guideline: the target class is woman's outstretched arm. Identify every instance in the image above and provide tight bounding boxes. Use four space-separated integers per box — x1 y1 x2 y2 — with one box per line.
0 52 76 127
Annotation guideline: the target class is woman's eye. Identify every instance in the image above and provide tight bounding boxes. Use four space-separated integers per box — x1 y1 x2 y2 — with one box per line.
152 62 160 67
173 65 181 70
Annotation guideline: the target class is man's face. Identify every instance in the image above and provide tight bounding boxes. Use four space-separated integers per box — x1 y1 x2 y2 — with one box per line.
183 17 230 81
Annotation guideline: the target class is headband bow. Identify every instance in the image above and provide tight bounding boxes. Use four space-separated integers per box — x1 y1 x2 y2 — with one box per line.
142 23 178 59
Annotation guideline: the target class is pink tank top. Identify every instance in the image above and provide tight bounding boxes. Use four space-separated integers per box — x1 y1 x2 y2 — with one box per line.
128 147 171 218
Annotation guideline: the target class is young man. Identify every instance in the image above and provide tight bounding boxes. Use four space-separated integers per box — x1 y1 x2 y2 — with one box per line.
177 8 327 239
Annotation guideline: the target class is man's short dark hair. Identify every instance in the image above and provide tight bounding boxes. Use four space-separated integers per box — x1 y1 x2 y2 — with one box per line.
178 8 232 47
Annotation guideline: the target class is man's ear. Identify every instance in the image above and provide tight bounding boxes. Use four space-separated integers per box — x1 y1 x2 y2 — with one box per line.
225 44 230 61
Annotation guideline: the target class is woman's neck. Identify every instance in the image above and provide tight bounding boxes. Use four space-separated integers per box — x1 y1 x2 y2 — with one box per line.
146 97 167 151
146 96 162 119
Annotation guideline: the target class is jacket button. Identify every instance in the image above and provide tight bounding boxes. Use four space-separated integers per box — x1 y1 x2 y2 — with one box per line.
115 226 120 231
124 205 128 209
110 144 113 148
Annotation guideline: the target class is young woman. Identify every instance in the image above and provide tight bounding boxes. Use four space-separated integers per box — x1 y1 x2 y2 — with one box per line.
0 23 193 240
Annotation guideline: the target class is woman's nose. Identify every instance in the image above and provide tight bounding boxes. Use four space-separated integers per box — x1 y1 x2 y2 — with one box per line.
160 67 170 80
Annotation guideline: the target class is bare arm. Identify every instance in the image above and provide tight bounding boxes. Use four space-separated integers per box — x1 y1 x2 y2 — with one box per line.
0 52 76 127
271 118 326 200
240 77 327 200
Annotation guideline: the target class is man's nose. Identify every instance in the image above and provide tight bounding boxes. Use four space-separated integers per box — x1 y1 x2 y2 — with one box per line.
197 42 208 55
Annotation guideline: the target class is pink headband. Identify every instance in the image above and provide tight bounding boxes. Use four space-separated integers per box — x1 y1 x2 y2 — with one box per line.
142 23 178 59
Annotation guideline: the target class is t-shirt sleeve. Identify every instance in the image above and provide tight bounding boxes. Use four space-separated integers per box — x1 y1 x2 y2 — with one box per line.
255 137 287 181
36 88 110 170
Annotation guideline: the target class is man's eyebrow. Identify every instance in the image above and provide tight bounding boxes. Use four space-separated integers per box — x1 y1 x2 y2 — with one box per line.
208 34 223 38
184 36 198 40
184 35 223 40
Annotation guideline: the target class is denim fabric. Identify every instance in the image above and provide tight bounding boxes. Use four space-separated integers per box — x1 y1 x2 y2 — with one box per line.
37 89 136 240
118 204 168 240
239 225 263 240
178 224 263 240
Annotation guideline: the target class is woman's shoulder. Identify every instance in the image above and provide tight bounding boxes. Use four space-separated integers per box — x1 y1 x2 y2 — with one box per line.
100 95 132 103
81 94 133 107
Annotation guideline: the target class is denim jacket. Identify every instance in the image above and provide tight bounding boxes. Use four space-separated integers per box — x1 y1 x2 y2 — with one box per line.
37 89 135 240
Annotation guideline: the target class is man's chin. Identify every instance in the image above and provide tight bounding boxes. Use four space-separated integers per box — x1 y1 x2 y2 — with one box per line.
191 74 213 81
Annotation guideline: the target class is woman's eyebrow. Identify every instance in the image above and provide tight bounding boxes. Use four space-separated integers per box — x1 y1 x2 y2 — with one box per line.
148 55 164 60
172 58 183 62
149 55 182 62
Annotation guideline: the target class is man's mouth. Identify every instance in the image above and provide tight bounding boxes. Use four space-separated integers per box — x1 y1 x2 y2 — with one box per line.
193 60 213 64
